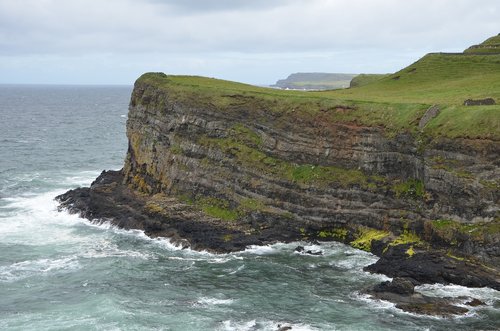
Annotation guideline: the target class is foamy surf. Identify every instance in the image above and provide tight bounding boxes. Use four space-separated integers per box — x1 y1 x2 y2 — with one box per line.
219 319 320 331
196 297 235 306
416 283 500 302
0 256 80 282
0 190 86 244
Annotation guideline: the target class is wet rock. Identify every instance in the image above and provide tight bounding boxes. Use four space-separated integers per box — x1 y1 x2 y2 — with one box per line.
373 277 414 295
57 171 302 254
396 300 468 316
466 298 486 307
294 246 323 256
365 245 500 290
295 246 305 253
368 278 469 317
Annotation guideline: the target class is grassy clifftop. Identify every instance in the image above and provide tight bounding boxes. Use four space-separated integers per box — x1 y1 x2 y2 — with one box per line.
464 34 500 54
349 74 389 88
137 35 500 140
335 52 500 104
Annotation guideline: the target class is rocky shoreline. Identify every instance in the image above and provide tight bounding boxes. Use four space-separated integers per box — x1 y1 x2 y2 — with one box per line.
57 170 499 317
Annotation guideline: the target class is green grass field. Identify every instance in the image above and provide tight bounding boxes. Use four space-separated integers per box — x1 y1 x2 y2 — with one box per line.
137 35 500 140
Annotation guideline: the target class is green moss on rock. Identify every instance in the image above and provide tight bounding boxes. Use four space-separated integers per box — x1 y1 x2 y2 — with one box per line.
238 198 266 212
197 197 240 221
200 135 385 190
393 178 425 199
430 218 500 241
317 228 348 241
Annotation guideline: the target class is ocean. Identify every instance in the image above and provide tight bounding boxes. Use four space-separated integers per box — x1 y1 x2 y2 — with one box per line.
0 85 499 331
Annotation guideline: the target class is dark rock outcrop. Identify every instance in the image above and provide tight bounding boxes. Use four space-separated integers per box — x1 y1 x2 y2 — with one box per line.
365 245 500 290
463 98 496 106
418 105 440 129
57 170 300 253
373 277 415 295
294 246 323 255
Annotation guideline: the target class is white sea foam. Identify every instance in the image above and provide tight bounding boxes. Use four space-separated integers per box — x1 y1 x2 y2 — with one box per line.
352 291 397 310
242 244 284 255
219 319 320 331
352 289 495 320
416 283 500 305
350 291 450 320
78 238 153 260
0 256 80 282
333 254 377 270
61 171 100 186
0 190 86 245
242 241 337 256
226 264 245 275
197 297 234 306
75 218 242 264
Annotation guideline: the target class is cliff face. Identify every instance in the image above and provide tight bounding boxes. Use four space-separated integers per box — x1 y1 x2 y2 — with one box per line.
121 74 498 263
57 73 500 290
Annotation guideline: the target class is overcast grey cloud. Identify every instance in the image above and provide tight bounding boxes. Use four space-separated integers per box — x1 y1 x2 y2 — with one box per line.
0 0 498 84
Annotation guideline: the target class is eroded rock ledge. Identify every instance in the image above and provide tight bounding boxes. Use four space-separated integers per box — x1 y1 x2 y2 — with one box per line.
57 73 500 314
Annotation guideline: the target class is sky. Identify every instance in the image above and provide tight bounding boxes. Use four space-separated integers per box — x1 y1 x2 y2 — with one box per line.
0 0 498 85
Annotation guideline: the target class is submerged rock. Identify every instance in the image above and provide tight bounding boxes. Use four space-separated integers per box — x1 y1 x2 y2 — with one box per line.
465 298 486 307
294 246 323 256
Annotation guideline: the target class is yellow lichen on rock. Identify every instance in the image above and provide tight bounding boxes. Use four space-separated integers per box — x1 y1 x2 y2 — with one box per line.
350 227 390 252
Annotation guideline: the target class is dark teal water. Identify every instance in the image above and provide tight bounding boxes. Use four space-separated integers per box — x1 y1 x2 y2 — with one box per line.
0 85 499 331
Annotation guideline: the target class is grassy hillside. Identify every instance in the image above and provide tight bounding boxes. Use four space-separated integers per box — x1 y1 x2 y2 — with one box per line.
328 51 500 138
138 35 500 140
332 53 500 104
349 74 390 88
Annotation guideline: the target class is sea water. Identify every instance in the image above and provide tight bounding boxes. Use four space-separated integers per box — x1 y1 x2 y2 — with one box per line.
0 85 499 331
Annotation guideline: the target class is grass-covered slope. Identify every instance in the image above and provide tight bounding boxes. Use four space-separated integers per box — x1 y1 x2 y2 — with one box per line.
330 51 500 138
333 53 500 104
464 34 500 54
349 74 390 88
138 35 500 140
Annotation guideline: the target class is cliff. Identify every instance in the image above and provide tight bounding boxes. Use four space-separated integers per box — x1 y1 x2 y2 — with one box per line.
272 72 356 90
58 72 499 287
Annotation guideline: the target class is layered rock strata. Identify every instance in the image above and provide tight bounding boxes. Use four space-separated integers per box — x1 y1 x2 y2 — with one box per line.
58 73 500 294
